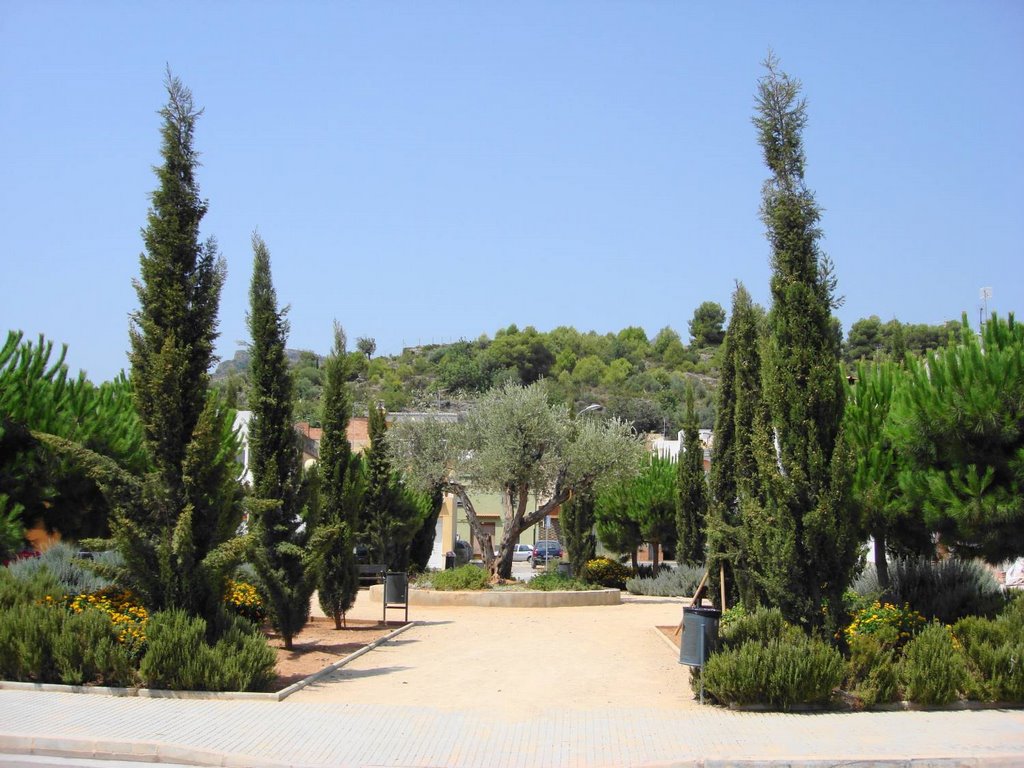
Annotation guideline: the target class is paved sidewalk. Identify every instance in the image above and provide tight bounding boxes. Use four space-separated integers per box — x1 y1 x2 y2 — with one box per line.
1 592 1022 767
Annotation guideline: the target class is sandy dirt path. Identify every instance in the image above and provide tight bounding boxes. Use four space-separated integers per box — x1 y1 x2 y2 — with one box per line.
295 588 699 716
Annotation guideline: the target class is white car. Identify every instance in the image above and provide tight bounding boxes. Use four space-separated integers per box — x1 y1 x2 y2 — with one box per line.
511 543 533 562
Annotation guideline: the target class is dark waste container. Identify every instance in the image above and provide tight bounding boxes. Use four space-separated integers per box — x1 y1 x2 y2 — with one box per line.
679 605 721 667
384 571 408 604
556 562 573 578
444 552 456 570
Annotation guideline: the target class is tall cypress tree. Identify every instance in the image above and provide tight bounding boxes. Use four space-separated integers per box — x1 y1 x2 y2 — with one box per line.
676 384 708 566
130 71 224 508
745 54 856 633
707 283 764 605
561 489 597 576
362 405 421 570
246 233 310 649
309 324 362 628
121 70 243 622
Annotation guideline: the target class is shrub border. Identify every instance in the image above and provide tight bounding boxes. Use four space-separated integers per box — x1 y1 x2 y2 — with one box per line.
651 627 1024 712
0 621 414 702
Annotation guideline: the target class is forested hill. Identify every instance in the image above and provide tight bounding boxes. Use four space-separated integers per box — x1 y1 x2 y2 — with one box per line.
212 314 965 434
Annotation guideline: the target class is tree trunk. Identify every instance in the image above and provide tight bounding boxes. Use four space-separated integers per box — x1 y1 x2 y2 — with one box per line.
333 610 342 630
457 488 495 571
874 529 889 592
631 549 639 571
651 543 660 576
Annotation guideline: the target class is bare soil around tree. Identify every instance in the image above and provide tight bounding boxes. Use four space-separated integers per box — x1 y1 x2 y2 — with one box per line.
265 615 403 691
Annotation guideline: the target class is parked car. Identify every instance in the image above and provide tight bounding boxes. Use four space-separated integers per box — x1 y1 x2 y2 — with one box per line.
531 541 562 568
511 543 533 562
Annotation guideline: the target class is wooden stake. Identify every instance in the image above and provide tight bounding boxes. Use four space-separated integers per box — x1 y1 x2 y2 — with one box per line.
675 568 710 636
719 561 727 610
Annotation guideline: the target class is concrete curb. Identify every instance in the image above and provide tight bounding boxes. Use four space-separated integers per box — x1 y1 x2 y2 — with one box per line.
369 584 621 607
0 621 415 703
4 735 1022 768
0 733 298 767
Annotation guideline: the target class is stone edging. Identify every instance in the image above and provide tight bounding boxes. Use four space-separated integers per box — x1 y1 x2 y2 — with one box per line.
369 584 621 607
0 621 415 702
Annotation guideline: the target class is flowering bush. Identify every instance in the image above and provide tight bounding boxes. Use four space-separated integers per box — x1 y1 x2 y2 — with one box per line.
224 579 267 624
845 601 924 648
66 587 148 659
580 557 632 589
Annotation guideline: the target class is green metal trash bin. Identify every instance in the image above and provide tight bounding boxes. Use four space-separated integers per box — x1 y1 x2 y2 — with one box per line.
679 605 721 667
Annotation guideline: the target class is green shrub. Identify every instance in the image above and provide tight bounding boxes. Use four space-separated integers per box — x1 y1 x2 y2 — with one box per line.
52 608 135 687
953 615 1024 702
527 572 596 591
1001 591 1024 626
6 543 115 594
208 615 278 692
0 601 134 686
0 602 61 681
845 630 901 707
881 557 1004 625
898 623 973 705
426 565 490 591
0 564 63 608
140 609 276 692
844 584 883 615
702 634 844 709
626 564 703 597
719 604 746 629
580 557 632 589
719 607 803 651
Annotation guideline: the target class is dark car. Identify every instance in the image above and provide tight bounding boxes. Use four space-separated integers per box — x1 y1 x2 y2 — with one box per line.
531 541 562 569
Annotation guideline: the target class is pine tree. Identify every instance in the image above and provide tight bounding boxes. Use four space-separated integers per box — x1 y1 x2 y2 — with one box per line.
308 324 362 629
890 313 1024 562
676 384 708 566
745 54 857 633
246 233 311 649
116 70 244 623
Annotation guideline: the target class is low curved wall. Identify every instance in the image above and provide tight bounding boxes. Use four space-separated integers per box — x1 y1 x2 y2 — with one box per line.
368 585 620 608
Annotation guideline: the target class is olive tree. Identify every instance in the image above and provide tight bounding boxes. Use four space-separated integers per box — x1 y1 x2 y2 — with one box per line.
390 381 644 579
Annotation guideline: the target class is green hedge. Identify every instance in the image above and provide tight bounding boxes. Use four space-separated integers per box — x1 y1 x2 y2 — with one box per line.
139 610 276 692
428 565 491 591
0 602 135 686
702 634 845 709
953 596 1024 702
898 623 974 706
580 557 632 589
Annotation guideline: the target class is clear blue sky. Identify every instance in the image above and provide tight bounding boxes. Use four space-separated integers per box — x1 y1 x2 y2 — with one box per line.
3 2 1022 383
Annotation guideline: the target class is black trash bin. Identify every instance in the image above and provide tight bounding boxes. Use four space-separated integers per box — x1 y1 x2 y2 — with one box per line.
679 605 721 667
383 571 409 622
385 571 408 604
444 551 456 570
